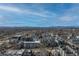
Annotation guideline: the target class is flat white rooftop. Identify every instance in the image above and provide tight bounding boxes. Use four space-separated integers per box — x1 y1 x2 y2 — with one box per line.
23 41 40 43
13 35 22 37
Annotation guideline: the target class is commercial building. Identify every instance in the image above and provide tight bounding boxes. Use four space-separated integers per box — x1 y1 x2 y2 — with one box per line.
9 35 40 48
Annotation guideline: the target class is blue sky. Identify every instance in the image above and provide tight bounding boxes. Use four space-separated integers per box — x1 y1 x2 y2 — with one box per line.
0 3 79 27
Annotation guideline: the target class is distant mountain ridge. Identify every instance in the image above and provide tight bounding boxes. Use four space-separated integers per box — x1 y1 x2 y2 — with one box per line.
0 26 79 30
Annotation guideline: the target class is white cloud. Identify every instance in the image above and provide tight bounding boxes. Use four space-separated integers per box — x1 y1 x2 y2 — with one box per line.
24 10 48 17
0 5 56 18
0 5 22 13
0 5 57 25
59 6 79 22
59 16 77 22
